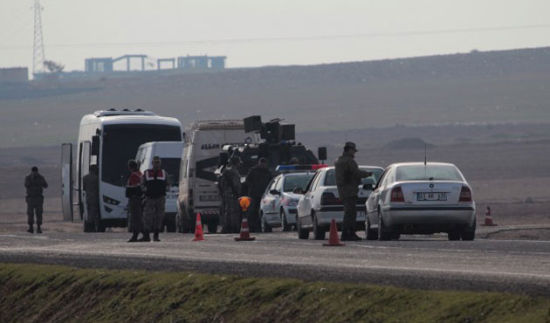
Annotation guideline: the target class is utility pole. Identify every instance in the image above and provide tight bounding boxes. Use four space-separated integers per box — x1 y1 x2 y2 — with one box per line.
33 0 46 76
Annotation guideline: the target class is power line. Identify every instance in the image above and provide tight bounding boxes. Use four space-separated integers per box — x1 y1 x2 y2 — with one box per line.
2 23 550 51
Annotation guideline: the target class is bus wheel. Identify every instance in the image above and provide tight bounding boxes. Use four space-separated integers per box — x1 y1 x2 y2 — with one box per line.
94 217 105 232
83 220 94 233
207 218 218 233
165 214 177 232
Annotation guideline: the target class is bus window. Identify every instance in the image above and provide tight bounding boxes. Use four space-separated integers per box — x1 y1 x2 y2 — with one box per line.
101 124 181 186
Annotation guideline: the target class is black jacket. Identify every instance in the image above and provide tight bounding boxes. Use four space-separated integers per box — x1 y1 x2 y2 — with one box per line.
24 173 48 198
143 169 167 198
245 166 272 198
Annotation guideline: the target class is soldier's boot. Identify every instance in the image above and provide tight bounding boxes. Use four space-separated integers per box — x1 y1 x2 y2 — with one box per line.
36 225 42 234
138 232 151 242
27 225 33 234
128 232 138 242
153 231 160 242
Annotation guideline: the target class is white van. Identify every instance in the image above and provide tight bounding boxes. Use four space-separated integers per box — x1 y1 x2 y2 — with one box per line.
61 109 182 232
135 141 184 232
177 120 258 233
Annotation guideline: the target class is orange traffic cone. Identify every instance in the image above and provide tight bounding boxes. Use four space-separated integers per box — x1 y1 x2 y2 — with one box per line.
483 206 496 226
323 219 345 247
235 217 255 241
193 213 205 241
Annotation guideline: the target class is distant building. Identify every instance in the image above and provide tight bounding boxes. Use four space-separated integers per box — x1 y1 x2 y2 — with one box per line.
85 58 114 73
34 53 227 82
85 54 226 73
177 55 226 71
0 67 28 83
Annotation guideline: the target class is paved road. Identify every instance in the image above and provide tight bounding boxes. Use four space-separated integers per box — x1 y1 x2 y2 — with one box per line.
1 231 549 296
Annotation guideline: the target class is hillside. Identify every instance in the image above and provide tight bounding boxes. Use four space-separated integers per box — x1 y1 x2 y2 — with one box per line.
1 46 550 147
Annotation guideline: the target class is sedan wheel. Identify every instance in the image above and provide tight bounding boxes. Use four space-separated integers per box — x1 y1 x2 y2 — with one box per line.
313 214 326 240
261 213 272 233
365 218 378 240
297 216 309 240
461 220 476 241
281 210 291 232
377 210 391 241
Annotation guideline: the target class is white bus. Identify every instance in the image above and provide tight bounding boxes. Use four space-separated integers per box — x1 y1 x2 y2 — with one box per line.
177 120 257 233
61 109 182 232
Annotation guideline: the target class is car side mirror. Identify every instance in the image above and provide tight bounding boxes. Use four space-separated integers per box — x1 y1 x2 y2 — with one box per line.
270 189 280 195
362 183 374 190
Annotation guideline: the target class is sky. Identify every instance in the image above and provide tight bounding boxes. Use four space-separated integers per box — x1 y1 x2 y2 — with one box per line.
0 0 549 72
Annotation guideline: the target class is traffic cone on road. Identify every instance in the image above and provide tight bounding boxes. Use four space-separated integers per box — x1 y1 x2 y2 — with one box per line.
192 213 205 241
235 217 256 241
483 206 496 226
323 219 345 247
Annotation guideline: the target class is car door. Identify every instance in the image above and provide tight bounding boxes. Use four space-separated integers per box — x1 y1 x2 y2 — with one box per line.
272 175 285 214
366 167 389 223
298 171 321 226
301 171 323 227
261 176 280 216
373 168 396 225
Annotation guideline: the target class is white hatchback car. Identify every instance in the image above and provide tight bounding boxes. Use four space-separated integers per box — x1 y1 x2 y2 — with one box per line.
365 162 476 241
260 170 316 232
296 166 384 240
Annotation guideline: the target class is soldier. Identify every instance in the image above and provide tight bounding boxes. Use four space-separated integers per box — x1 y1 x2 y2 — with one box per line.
220 156 242 233
142 156 167 242
126 160 143 242
24 166 48 233
82 165 99 230
335 142 372 241
245 157 272 232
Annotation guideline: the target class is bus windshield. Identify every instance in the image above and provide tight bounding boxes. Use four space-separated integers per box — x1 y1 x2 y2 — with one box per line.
101 124 181 186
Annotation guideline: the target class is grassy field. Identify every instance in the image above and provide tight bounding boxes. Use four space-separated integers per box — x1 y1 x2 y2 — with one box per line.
0 263 549 323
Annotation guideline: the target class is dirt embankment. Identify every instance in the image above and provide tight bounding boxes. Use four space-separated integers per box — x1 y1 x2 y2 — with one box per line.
1 263 549 323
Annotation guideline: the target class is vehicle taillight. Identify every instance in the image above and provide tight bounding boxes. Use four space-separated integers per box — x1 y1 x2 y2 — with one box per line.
459 186 472 202
321 192 341 205
390 186 405 202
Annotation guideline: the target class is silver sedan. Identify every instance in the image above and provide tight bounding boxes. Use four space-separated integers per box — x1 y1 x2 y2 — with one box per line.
365 162 476 241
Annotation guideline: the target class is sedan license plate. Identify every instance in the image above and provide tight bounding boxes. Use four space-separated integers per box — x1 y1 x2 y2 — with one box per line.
417 192 447 201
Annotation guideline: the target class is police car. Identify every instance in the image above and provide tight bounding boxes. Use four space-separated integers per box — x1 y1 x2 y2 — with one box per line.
296 165 384 240
259 165 325 232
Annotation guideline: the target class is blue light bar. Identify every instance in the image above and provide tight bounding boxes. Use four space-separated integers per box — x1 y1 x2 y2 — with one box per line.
275 165 296 172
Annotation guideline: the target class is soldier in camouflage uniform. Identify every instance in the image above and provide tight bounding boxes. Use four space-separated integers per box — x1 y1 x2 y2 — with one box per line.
220 156 242 233
142 156 167 242
335 142 371 241
24 166 48 233
126 160 143 242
